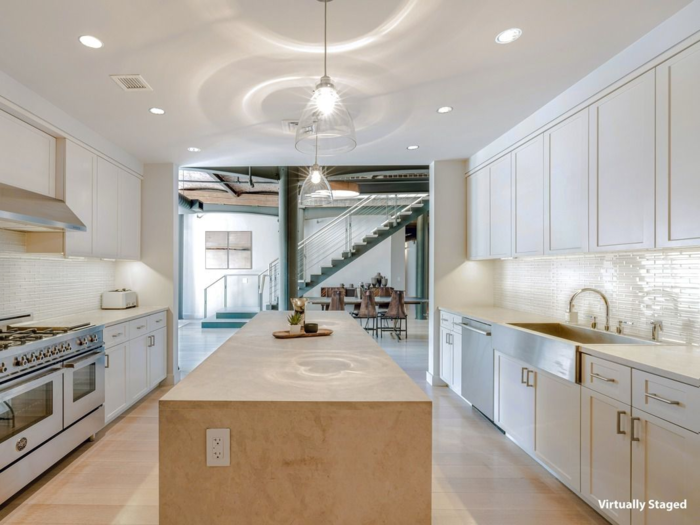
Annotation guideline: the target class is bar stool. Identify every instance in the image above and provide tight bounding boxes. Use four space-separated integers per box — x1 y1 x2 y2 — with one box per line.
379 290 408 340
352 290 378 336
329 289 345 311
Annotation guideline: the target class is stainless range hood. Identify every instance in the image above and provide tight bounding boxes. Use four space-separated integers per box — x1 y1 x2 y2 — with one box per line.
0 183 86 232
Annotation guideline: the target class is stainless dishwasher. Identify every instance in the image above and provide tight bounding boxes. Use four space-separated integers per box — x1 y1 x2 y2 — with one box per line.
460 317 495 421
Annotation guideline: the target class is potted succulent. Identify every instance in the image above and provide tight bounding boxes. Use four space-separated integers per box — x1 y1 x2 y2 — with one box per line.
287 312 303 334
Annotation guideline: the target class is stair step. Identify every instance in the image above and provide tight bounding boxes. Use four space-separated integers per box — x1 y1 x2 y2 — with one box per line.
398 210 412 216
321 267 334 275
201 316 250 329
331 259 344 266
215 310 258 320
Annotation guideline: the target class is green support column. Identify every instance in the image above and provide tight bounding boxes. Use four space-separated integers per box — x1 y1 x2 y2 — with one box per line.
278 167 299 309
416 213 429 320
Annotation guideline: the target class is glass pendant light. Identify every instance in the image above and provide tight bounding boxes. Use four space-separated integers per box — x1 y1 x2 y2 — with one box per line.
299 135 334 207
295 0 356 156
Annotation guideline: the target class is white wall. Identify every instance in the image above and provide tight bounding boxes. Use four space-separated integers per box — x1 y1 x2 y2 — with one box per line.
181 213 280 318
429 160 494 386
406 239 417 318
116 164 179 384
390 229 406 290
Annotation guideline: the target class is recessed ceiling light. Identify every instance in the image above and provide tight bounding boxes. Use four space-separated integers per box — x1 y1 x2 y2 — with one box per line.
407 145 420 151
495 28 522 44
79 35 103 49
187 147 201 152
149 107 166 115
437 106 453 114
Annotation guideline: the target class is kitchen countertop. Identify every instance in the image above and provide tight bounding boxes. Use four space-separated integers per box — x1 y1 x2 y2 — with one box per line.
440 305 700 387
161 310 430 404
17 305 168 329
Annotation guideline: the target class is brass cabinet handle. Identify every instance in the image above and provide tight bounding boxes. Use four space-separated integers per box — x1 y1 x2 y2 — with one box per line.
591 372 616 383
106 354 111 369
137 325 146 330
645 392 680 405
616 411 626 435
526 369 535 388
631 417 641 442
111 333 122 338
156 319 162 323
521 367 528 384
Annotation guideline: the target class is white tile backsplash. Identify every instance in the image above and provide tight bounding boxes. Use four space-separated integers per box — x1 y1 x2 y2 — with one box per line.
0 229 115 322
494 249 700 345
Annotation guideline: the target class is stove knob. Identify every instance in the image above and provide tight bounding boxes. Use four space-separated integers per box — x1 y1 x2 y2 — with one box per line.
13 356 25 366
28 353 37 362
77 338 85 346
0 363 6 373
91 335 98 343
52 346 59 356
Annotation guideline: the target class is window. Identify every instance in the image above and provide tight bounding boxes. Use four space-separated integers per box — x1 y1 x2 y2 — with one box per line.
205 231 252 269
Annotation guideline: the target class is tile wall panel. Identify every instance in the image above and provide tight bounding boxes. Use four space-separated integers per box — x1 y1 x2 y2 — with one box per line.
0 230 115 322
494 249 700 345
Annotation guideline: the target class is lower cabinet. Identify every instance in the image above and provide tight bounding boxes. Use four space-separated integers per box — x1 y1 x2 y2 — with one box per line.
148 328 167 389
127 335 150 403
451 331 462 394
494 351 535 452
581 387 632 525
105 343 128 423
439 327 454 385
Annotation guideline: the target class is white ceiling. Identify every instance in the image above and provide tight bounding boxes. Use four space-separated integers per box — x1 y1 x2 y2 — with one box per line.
0 0 690 167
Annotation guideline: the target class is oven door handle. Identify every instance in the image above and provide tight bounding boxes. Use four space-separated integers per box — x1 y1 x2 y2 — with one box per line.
63 350 105 370
0 367 63 399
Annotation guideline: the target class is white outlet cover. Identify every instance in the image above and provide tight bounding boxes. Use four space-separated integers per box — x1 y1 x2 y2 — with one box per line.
206 428 230 467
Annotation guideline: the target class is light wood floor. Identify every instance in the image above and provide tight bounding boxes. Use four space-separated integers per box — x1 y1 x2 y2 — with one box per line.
0 319 608 524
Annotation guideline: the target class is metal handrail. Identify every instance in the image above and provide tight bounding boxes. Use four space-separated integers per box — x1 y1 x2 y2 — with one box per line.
299 195 376 248
203 269 269 318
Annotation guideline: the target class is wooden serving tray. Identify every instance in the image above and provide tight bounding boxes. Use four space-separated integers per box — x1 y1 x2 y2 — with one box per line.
272 329 333 339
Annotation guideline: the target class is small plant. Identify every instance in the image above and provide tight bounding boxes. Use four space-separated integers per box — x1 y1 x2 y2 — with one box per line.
287 312 302 326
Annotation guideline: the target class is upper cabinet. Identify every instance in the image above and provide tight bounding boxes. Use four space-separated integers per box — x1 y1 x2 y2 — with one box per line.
467 167 490 260
64 141 96 257
95 158 120 259
118 171 141 260
511 135 544 257
0 110 56 196
656 41 700 248
589 70 655 252
489 155 512 258
544 110 589 255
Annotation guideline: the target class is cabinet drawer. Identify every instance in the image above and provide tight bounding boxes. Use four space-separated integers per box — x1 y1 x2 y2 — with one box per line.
632 369 700 432
129 317 150 338
439 311 455 330
104 322 129 348
148 311 167 332
580 354 631 405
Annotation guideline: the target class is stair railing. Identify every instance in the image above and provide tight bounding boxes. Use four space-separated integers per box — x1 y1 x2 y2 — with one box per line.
203 268 271 318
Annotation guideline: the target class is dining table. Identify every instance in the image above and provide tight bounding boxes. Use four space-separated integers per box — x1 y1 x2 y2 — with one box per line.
306 296 429 307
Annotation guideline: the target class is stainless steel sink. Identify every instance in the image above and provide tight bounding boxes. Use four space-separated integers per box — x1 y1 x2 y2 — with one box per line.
492 323 655 383
508 323 656 346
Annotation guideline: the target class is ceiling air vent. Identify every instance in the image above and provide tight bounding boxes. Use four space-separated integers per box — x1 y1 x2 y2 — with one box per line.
110 74 153 92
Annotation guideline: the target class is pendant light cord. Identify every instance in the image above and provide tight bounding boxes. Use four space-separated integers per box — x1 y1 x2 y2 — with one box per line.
324 0 328 77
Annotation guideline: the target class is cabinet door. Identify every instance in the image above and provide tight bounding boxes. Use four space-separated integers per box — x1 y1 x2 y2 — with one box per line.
148 328 167 388
118 171 141 260
581 388 631 525
105 343 127 423
451 331 462 395
94 157 120 258
127 335 150 403
439 328 453 385
0 109 56 196
489 154 512 258
631 408 700 525
589 71 655 252
64 141 96 257
494 351 534 452
534 369 581 492
656 41 700 248
544 110 589 255
512 135 544 256
467 167 490 260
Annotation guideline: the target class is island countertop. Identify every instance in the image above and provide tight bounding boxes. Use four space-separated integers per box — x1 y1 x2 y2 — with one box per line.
161 310 430 405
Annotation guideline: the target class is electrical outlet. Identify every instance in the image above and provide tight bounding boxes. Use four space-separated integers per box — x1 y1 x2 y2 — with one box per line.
206 428 230 467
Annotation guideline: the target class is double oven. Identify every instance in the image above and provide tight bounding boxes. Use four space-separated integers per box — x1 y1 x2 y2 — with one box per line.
0 320 105 502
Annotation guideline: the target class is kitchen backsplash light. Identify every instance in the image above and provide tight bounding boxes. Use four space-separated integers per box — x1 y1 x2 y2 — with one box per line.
494 249 700 346
0 229 115 322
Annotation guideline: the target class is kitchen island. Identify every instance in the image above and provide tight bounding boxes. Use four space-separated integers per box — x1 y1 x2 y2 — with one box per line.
159 311 432 524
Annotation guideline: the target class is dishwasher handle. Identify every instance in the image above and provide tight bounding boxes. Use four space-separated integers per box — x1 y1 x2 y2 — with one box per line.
458 323 491 337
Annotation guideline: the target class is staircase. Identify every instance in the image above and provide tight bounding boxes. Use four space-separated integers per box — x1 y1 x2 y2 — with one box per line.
201 270 269 329
201 310 257 329
266 193 429 305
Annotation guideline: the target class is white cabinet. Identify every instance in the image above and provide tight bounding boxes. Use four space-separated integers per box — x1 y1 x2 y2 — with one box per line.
451 330 462 395
581 387 632 525
439 326 454 385
589 70 655 252
95 158 120 259
534 369 581 492
494 351 535 452
489 154 512 258
544 110 589 255
63 141 96 257
0 109 56 197
118 171 141 260
105 343 128 423
148 328 167 389
127 334 150 404
631 408 700 525
467 167 490 259
511 135 544 256
656 41 700 248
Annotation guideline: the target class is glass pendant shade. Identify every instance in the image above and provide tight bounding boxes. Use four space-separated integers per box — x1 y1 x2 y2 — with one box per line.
299 163 334 207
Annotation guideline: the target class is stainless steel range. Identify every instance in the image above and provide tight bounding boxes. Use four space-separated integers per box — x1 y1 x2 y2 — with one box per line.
0 314 106 504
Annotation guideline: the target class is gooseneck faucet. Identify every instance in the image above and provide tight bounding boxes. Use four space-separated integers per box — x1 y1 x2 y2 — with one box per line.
567 288 610 331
